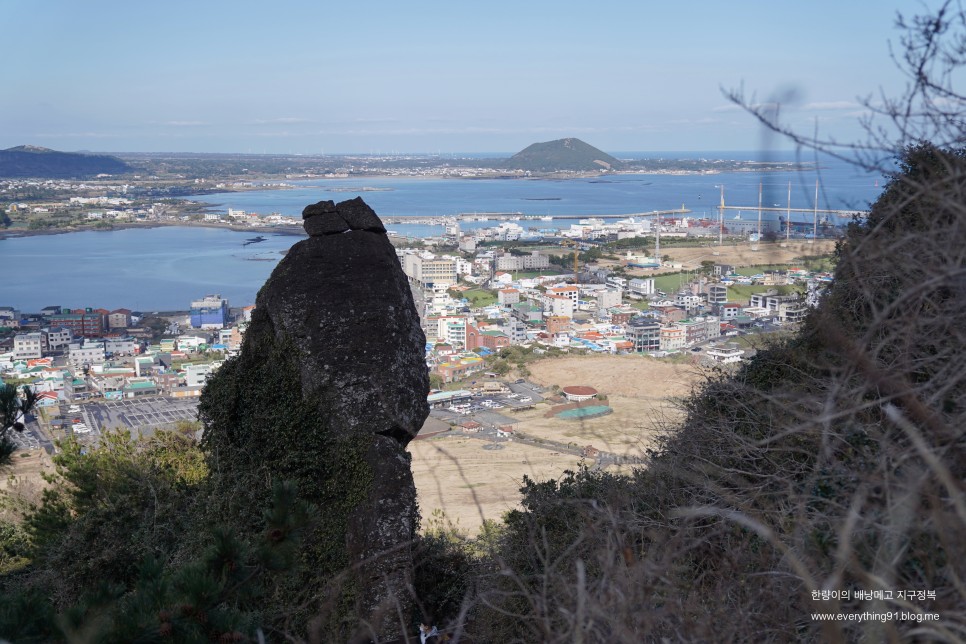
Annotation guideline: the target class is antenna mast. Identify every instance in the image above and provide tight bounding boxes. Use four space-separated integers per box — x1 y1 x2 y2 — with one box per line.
718 185 724 248
812 180 819 243
786 181 791 243
756 181 763 249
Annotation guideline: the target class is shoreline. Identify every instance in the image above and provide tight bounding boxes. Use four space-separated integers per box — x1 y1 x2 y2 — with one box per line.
0 220 308 241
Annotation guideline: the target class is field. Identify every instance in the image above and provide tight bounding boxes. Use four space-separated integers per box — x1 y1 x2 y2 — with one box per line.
1 449 53 511
663 239 835 268
461 288 497 307
727 283 804 304
611 239 837 275
409 355 704 535
409 437 584 535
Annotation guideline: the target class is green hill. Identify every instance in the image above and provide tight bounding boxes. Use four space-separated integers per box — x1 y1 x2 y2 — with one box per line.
504 137 623 172
0 145 132 178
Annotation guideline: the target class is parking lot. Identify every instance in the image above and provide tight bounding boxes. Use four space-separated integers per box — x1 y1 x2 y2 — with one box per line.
85 397 200 438
429 383 547 438
9 425 44 451
48 396 198 439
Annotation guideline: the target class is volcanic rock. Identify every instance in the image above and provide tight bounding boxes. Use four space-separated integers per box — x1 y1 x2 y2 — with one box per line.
201 197 428 638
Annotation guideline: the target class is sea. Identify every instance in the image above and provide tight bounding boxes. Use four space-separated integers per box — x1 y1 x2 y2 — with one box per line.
1 152 884 312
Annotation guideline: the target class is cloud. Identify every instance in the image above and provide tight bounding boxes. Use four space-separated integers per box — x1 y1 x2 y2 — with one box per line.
248 117 313 125
35 131 122 138
163 120 208 126
712 102 779 113
801 101 862 111
667 117 723 125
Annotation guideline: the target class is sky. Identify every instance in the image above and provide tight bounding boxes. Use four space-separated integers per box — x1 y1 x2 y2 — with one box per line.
0 1 942 155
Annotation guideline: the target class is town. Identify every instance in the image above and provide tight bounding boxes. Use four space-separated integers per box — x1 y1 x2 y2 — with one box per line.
1 213 834 460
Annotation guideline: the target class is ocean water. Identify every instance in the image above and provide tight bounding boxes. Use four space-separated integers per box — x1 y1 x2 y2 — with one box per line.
2 154 883 312
194 154 881 238
1 227 294 312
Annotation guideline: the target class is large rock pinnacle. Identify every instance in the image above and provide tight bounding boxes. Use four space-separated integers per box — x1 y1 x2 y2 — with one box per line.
200 197 428 639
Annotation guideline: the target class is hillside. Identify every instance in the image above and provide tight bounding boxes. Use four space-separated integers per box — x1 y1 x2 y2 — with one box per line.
504 137 623 172
0 145 132 178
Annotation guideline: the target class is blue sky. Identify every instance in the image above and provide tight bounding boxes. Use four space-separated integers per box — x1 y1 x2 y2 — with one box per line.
0 1 937 154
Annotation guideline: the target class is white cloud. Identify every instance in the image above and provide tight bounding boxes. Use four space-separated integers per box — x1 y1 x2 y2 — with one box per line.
249 117 313 125
801 101 862 111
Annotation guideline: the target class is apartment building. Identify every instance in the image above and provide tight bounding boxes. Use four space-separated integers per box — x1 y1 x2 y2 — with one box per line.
626 316 661 353
13 332 43 360
403 253 458 288
628 278 656 297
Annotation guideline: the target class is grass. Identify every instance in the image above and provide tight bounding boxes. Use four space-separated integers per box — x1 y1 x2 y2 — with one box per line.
463 289 497 307
733 264 794 276
726 284 779 304
652 272 690 295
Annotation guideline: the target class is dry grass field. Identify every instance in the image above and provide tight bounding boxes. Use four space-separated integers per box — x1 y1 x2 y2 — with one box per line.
660 239 836 269
409 436 584 536
1 449 52 492
409 355 704 535
1 449 52 516
595 239 837 274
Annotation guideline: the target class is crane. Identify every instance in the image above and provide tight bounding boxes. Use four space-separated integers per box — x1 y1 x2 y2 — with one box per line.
559 240 580 284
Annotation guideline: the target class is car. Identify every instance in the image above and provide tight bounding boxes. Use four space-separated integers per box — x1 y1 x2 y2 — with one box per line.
691 347 702 352
514 379 525 384
519 397 532 403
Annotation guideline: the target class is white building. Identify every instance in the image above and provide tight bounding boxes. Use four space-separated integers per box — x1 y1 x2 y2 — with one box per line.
495 251 550 271
69 340 106 367
184 362 221 387
43 327 73 352
595 289 622 311
13 333 43 360
402 252 458 288
547 285 579 306
544 295 575 318
177 335 208 352
706 346 745 364
503 316 528 344
675 291 704 311
628 278 655 297
104 337 137 356
498 288 520 307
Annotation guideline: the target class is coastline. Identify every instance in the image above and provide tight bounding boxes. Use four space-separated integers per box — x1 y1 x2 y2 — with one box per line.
0 220 308 241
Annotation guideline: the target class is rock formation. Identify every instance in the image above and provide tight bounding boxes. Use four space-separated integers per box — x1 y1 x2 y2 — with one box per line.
199 197 428 640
